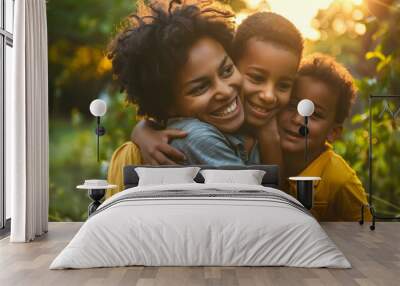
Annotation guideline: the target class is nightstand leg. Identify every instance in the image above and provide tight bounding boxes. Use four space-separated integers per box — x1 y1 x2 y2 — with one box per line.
87 189 106 216
370 206 376 231
359 204 364 225
88 201 101 216
296 181 314 210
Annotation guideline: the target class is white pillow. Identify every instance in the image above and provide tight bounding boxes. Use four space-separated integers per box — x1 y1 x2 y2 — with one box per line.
135 167 201 186
200 169 266 185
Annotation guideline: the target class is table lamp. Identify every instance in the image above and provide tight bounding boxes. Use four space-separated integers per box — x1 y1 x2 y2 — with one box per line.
297 99 314 163
89 99 107 162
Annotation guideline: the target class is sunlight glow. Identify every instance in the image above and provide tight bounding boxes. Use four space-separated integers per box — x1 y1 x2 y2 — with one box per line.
235 12 248 26
352 0 363 5
355 23 366 35
267 0 334 40
352 9 364 20
246 0 263 10
239 0 365 40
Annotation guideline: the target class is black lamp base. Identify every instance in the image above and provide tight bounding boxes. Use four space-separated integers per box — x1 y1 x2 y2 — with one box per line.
296 180 314 210
88 189 106 216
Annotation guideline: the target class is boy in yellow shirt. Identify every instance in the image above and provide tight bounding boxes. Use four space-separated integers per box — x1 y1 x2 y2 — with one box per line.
278 54 371 221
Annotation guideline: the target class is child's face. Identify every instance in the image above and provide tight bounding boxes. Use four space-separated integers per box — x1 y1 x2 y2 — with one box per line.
278 76 343 154
237 38 299 128
173 37 244 133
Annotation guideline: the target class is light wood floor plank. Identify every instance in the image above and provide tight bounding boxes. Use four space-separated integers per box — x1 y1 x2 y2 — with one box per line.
0 222 399 286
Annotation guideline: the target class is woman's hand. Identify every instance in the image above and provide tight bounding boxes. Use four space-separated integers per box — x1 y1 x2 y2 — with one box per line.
131 120 188 165
258 117 285 188
257 116 280 145
257 116 281 162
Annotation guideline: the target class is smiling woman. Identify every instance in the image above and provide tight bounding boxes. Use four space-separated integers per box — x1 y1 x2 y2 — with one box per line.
108 1 238 126
172 37 244 133
106 0 254 196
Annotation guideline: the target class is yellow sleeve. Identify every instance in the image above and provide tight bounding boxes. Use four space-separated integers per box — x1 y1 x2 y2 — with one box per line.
334 173 372 221
106 142 142 199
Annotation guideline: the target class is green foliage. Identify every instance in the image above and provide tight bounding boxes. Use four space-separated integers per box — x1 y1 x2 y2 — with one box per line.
302 0 400 216
49 92 137 221
47 0 136 116
48 0 139 221
330 1 400 217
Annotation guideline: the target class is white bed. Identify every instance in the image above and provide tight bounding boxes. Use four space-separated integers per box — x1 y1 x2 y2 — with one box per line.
50 183 351 269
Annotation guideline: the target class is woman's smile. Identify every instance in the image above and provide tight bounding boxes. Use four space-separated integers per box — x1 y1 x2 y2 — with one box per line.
210 96 241 118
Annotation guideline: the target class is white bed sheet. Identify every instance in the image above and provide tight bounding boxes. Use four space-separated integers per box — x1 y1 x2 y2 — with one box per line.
50 183 350 269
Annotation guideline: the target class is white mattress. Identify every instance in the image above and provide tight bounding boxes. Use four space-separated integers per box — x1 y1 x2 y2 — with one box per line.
50 183 351 269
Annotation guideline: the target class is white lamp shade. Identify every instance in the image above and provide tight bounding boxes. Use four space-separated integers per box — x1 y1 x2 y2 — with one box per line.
89 99 107 117
297 99 315 117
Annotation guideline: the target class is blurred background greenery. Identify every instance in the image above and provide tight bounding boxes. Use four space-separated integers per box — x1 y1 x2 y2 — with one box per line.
47 0 400 221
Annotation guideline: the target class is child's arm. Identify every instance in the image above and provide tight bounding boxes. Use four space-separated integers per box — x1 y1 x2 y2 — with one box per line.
131 119 187 165
132 119 247 166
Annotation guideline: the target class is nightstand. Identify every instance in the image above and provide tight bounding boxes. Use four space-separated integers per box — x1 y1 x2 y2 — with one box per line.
289 176 321 210
77 180 117 216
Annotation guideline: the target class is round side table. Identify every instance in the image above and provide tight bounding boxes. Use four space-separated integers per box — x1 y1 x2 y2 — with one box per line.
289 176 321 210
77 182 117 216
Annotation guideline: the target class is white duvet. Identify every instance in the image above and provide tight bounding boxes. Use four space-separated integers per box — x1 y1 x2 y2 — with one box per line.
50 183 351 269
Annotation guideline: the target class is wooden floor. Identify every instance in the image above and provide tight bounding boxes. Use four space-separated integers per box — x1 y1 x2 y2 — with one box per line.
0 222 399 286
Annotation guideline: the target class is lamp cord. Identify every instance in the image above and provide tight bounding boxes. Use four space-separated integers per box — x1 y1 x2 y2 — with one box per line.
97 117 100 162
305 116 308 163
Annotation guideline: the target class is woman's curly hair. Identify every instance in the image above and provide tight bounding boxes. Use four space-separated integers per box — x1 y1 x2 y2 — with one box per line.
108 0 235 123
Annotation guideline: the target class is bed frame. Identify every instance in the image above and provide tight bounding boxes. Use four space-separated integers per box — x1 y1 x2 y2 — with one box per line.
123 165 280 189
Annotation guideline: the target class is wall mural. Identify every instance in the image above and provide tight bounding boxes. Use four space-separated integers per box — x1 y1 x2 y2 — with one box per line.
47 0 400 223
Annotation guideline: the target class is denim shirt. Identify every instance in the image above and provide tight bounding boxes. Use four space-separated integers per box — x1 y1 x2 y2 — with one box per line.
167 118 260 166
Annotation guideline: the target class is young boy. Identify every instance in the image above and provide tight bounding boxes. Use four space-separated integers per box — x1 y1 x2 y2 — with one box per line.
278 54 371 221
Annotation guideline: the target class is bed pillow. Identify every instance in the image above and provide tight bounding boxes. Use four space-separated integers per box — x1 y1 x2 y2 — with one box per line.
135 167 201 186
200 169 266 185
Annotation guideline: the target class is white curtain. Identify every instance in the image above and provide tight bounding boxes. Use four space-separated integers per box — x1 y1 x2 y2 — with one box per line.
8 0 49 242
